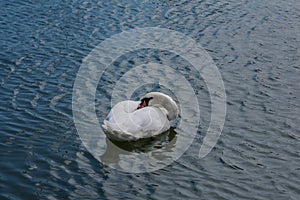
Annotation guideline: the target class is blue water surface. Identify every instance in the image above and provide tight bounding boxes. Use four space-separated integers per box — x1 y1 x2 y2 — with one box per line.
1 0 299 199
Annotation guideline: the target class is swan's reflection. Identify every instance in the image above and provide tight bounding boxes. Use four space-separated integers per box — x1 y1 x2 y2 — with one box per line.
99 128 177 172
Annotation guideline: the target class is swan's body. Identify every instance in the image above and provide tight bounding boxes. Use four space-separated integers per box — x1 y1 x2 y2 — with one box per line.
102 92 178 141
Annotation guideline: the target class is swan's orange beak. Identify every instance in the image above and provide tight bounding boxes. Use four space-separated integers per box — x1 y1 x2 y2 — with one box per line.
137 99 147 109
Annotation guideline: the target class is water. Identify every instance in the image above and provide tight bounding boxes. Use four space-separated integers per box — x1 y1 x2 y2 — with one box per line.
1 0 299 199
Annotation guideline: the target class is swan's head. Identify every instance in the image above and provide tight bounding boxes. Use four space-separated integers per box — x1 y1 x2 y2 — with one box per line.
137 92 179 121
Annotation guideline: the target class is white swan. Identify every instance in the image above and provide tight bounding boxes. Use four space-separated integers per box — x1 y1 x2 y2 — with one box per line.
102 92 179 141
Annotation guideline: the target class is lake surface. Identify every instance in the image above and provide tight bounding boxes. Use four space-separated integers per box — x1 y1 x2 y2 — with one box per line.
1 0 299 199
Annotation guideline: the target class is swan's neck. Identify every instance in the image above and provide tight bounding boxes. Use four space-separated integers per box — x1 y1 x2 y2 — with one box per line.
152 104 175 121
155 105 168 116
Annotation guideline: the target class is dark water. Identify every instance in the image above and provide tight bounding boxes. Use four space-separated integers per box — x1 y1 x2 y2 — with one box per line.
1 0 300 199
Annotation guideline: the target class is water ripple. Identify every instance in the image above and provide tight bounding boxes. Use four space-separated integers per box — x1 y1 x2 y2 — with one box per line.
1 0 300 199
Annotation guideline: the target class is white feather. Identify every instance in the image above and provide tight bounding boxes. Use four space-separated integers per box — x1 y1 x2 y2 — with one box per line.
102 93 178 141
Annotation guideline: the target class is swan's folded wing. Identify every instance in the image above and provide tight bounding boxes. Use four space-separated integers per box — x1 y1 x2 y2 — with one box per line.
130 107 170 138
102 120 138 141
102 101 171 141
